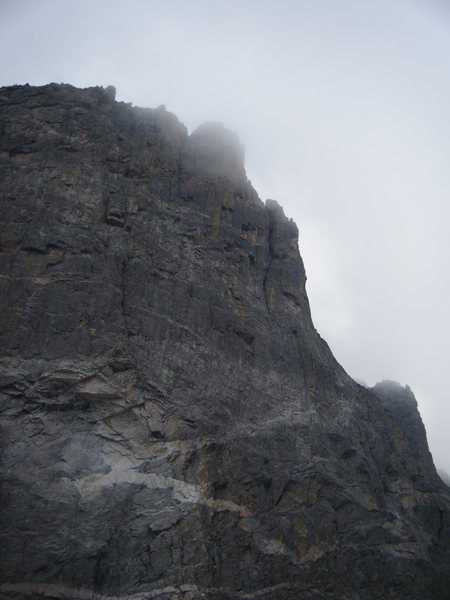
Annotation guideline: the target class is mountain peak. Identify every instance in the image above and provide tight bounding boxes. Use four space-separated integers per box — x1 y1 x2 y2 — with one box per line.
0 83 448 600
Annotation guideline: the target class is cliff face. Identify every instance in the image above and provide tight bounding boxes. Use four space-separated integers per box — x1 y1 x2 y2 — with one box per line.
0 83 448 600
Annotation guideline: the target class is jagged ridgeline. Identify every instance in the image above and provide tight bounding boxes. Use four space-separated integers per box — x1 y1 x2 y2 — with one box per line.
0 84 449 600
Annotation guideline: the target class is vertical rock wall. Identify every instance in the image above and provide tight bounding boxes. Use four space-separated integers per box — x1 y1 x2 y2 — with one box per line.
0 84 449 599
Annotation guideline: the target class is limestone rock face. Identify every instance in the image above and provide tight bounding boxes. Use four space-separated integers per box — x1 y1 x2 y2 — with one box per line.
0 83 449 600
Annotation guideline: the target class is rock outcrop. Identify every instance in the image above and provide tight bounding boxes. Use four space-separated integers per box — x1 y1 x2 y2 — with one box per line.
0 83 449 600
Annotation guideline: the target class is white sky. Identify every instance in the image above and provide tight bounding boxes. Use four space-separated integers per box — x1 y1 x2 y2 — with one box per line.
1 0 449 473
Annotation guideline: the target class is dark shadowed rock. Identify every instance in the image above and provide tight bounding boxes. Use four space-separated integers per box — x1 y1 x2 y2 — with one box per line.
0 83 449 600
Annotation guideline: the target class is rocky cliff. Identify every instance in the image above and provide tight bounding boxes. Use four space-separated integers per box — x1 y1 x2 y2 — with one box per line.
0 83 449 600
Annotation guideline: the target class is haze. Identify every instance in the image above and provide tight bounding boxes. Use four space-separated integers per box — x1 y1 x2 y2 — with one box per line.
1 0 449 475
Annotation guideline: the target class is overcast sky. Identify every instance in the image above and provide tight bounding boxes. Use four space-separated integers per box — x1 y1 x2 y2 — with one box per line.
1 0 449 474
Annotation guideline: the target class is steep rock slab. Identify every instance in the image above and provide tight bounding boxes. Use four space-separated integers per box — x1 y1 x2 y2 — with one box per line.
0 83 449 599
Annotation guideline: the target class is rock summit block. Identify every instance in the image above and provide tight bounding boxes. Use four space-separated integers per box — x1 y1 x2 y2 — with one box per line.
0 84 449 599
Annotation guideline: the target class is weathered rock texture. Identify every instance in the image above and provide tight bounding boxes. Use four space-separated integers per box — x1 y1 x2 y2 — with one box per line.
0 83 449 600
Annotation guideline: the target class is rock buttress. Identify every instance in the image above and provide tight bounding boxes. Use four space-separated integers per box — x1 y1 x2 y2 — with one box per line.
0 83 449 600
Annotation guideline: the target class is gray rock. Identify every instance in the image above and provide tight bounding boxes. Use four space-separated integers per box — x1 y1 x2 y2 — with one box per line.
0 83 449 599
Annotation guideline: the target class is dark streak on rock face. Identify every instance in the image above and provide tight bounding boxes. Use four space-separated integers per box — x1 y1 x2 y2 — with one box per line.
0 83 449 600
